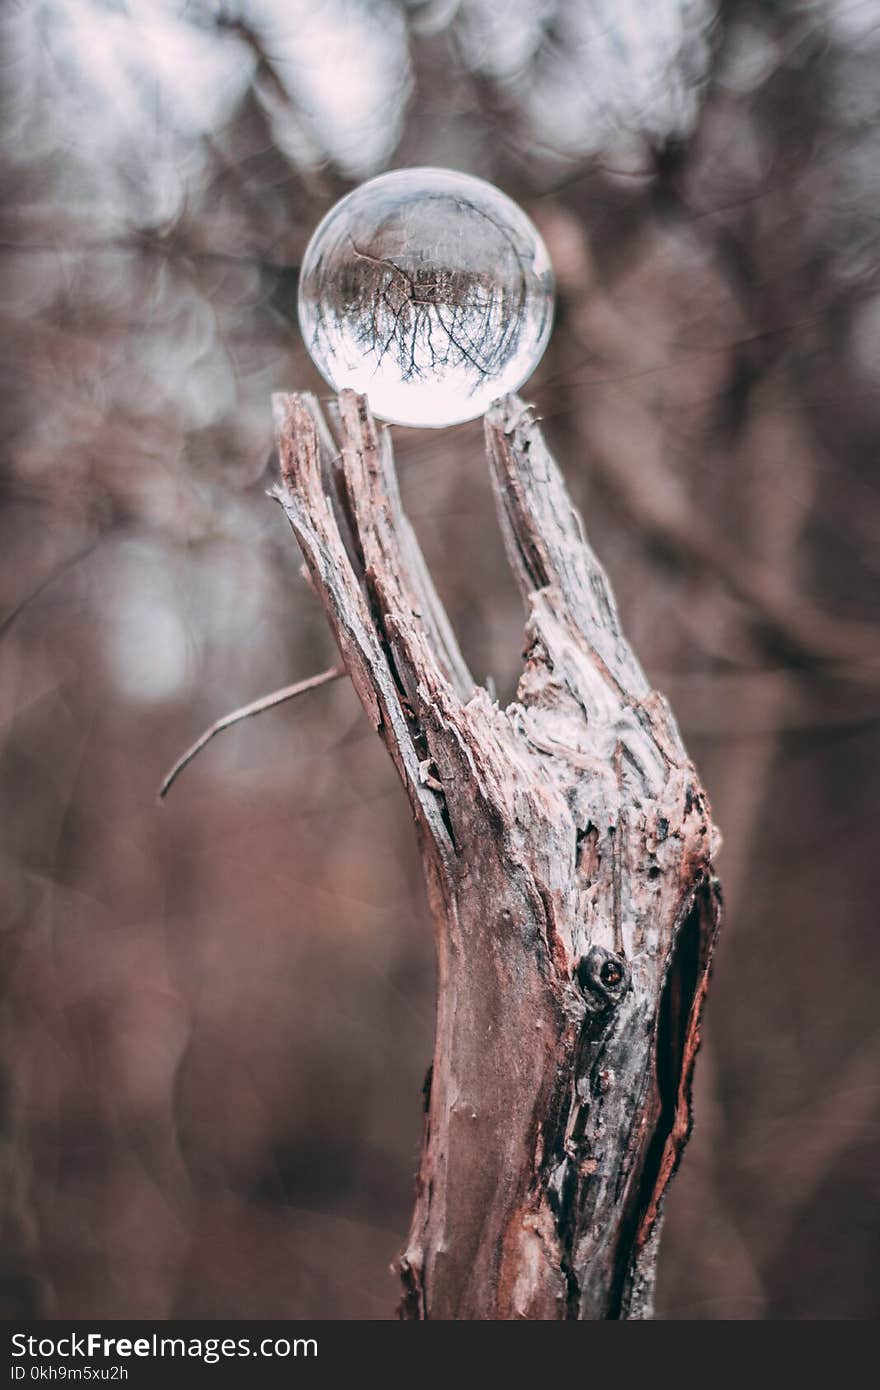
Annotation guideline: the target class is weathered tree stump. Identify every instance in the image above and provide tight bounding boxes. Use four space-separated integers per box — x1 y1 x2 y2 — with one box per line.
273 389 721 1320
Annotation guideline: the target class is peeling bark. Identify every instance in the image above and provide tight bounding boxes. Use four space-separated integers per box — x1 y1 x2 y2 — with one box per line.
272 389 721 1321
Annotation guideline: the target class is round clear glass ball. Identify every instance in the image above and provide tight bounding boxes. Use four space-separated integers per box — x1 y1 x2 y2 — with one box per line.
297 168 555 428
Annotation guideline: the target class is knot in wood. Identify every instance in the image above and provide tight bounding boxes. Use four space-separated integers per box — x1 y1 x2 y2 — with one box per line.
576 946 630 1015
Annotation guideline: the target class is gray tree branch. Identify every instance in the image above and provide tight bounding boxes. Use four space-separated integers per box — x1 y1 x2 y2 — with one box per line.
273 388 722 1320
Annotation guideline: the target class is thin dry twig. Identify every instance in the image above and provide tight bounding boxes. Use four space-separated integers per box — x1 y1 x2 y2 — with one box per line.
158 664 346 800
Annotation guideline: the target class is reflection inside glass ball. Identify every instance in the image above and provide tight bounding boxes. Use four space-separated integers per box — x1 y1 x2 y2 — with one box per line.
297 167 555 428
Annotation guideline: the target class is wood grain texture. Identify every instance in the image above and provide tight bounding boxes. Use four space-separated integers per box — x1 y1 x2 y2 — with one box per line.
273 389 722 1320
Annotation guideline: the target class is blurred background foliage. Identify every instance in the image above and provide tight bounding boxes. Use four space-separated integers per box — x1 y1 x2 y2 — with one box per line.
2 0 879 1319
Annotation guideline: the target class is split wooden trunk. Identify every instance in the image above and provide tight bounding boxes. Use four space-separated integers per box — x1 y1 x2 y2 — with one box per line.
273 390 721 1320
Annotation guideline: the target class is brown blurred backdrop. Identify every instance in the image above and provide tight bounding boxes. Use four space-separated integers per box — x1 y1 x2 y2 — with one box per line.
2 0 879 1320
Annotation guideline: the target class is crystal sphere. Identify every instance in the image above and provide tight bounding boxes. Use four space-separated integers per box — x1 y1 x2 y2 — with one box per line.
297 168 554 428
